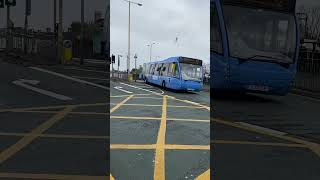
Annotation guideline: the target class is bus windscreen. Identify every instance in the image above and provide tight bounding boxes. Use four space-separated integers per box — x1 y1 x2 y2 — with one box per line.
222 0 296 12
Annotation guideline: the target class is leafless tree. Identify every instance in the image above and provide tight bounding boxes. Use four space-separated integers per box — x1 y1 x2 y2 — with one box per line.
297 5 320 40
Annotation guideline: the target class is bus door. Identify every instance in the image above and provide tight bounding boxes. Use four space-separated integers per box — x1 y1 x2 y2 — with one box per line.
168 62 181 89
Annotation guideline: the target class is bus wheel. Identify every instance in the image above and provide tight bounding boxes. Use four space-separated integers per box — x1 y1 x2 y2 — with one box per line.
162 81 166 90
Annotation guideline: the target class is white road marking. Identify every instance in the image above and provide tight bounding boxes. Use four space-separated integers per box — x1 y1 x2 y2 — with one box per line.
114 86 133 94
31 67 109 90
59 67 107 74
72 58 106 64
12 79 72 101
120 82 164 95
72 76 108 81
236 122 287 136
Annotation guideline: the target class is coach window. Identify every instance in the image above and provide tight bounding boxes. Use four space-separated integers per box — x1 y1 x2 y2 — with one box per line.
151 64 155 75
211 3 223 54
167 63 172 77
163 64 169 76
172 62 180 79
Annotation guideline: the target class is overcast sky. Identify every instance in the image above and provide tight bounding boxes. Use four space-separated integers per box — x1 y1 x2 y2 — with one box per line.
110 0 210 71
0 0 107 30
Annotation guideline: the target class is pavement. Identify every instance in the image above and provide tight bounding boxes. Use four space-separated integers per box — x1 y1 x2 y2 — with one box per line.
110 80 210 180
212 91 320 180
0 58 109 179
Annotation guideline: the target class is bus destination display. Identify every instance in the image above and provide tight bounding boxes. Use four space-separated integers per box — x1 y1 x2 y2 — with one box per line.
222 0 296 12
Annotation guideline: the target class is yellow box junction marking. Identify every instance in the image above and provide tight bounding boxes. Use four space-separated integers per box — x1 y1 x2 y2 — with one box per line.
110 95 134 113
154 95 167 180
195 169 210 180
0 106 74 164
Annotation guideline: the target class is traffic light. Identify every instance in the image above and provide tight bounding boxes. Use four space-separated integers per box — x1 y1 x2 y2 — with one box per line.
0 0 5 8
5 0 16 6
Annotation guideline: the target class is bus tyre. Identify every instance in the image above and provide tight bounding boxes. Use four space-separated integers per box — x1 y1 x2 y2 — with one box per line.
162 81 166 90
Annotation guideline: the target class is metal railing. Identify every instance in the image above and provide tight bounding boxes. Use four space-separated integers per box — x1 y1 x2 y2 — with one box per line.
294 50 320 92
0 28 57 63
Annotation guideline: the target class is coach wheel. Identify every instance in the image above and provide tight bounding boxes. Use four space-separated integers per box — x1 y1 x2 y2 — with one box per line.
162 81 166 89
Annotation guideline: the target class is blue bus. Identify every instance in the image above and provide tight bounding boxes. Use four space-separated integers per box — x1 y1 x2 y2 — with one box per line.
211 0 299 95
143 57 204 91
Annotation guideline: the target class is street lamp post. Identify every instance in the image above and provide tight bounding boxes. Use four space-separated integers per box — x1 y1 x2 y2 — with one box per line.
123 0 142 74
147 42 157 62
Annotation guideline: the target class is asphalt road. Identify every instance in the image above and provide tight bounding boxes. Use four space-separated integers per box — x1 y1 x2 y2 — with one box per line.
110 80 210 180
0 59 108 180
212 92 320 180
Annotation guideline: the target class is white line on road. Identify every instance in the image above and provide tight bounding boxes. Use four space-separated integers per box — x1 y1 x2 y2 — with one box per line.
235 122 287 136
72 76 108 81
12 79 72 101
120 82 164 95
114 86 133 94
31 67 109 90
60 67 108 74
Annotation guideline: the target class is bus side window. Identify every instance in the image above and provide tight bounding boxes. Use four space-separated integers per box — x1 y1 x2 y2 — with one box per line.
172 62 180 79
211 3 223 54
162 64 168 76
159 63 164 76
167 63 172 77
151 64 155 75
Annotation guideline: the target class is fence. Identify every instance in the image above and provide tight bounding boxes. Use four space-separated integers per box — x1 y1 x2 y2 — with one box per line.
0 28 57 63
294 49 320 92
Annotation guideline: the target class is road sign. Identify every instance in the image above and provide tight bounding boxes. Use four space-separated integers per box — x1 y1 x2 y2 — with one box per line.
12 79 73 101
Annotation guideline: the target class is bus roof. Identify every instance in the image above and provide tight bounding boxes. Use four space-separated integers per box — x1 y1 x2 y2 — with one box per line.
145 56 203 65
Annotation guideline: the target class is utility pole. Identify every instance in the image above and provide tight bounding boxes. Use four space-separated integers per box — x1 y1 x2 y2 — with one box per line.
80 0 84 65
24 0 31 54
54 0 56 31
127 2 130 74
54 0 57 63
58 0 63 64
123 0 142 76
6 4 10 51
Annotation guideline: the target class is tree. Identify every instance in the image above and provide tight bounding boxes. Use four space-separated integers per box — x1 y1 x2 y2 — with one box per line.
297 6 320 40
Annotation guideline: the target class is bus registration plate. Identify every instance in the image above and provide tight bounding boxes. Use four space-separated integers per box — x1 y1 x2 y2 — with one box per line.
247 85 269 92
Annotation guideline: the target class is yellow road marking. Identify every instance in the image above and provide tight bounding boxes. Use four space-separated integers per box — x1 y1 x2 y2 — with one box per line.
171 97 210 111
111 144 156 149
111 116 160 120
110 95 134 113
0 103 105 113
0 106 74 164
109 103 206 109
110 174 115 180
165 145 210 150
111 94 151 98
211 140 307 148
168 118 210 123
0 132 109 139
110 144 209 150
212 118 320 157
111 116 210 123
154 95 167 180
0 172 106 180
195 169 210 180
12 110 108 116
132 97 163 100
